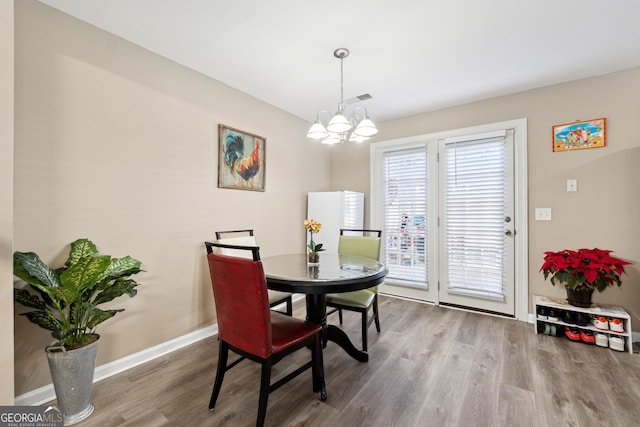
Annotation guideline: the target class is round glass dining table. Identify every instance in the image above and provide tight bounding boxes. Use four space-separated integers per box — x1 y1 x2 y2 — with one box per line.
262 252 388 362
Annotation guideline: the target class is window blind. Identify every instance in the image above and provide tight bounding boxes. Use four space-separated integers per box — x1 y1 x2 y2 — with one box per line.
443 135 506 299
343 192 364 229
382 147 428 286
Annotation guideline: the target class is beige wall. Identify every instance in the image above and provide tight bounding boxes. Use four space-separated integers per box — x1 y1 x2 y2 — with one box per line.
13 1 331 396
332 68 640 328
14 0 640 399
1 0 15 405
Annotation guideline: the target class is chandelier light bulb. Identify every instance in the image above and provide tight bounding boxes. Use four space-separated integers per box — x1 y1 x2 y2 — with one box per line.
353 117 379 137
327 112 352 133
306 120 329 140
321 133 341 145
348 134 370 143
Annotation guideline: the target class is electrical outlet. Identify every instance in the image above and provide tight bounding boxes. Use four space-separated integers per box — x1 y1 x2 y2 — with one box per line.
535 208 552 221
567 179 577 192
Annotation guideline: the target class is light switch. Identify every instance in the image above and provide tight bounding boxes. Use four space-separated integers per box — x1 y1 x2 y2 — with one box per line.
567 179 577 192
535 208 552 221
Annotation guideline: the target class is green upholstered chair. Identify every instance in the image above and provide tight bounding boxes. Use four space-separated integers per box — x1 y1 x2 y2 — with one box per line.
325 229 382 352
215 230 293 316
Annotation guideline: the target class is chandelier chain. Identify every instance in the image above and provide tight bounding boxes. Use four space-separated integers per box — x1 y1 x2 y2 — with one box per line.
340 55 344 108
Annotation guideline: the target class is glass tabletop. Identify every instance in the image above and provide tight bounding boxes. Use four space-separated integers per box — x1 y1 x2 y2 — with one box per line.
262 252 387 294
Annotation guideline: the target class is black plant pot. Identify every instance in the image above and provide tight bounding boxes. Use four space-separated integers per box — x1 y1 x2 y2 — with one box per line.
566 287 594 308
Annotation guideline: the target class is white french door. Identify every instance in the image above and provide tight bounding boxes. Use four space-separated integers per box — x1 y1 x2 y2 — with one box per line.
437 130 515 315
371 120 526 318
377 144 438 302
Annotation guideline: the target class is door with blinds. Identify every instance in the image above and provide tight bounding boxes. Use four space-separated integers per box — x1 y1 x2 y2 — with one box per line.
438 130 515 315
373 126 517 316
378 144 439 302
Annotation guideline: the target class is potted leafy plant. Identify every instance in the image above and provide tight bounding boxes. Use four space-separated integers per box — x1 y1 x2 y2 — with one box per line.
540 248 631 307
13 238 143 425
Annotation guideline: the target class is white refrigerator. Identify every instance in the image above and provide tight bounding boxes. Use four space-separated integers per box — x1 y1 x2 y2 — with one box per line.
306 191 364 253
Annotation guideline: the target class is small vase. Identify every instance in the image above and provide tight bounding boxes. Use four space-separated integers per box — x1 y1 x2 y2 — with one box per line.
566 287 594 308
307 251 320 266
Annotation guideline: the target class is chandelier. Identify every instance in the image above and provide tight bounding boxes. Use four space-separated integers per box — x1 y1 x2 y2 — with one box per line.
306 48 378 144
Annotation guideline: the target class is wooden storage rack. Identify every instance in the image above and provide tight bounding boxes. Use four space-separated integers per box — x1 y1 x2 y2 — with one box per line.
533 295 633 354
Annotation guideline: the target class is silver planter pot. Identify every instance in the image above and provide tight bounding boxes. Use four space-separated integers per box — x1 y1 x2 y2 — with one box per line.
46 334 99 426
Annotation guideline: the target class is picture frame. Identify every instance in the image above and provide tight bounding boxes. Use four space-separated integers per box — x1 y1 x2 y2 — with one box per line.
218 124 266 191
552 118 606 152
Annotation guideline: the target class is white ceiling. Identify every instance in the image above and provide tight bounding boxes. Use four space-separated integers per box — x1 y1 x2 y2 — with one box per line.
38 0 640 123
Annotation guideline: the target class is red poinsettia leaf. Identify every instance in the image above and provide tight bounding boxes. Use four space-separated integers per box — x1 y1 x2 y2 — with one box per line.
582 253 598 262
540 259 553 272
584 269 597 283
569 257 582 268
613 265 627 275
593 248 612 255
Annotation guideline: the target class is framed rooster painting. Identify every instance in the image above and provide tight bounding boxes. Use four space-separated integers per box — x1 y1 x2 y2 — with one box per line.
218 124 266 191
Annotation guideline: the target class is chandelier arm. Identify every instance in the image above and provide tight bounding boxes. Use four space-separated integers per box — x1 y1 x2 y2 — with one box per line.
352 106 368 120
316 109 333 125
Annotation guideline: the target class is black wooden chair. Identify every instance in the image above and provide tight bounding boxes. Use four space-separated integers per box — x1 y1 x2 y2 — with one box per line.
214 229 293 315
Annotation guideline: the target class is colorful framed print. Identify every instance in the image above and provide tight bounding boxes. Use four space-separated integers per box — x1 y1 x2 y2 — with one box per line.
552 118 606 152
218 125 266 191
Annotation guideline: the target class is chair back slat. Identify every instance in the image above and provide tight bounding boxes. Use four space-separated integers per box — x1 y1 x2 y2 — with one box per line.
205 243 271 358
215 229 254 240
205 241 261 260
340 229 382 238
215 236 258 259
213 230 257 258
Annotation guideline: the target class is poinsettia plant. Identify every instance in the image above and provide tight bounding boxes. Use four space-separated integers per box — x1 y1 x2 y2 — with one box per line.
540 248 631 292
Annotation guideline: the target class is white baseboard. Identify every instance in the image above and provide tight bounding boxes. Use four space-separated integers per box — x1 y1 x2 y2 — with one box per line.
15 324 218 406
14 294 304 406
378 292 434 306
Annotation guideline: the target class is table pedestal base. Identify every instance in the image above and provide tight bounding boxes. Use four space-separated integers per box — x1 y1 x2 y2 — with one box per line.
306 294 369 363
326 325 368 362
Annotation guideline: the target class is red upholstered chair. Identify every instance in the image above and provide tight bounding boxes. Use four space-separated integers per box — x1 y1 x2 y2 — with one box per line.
204 242 326 427
215 229 293 315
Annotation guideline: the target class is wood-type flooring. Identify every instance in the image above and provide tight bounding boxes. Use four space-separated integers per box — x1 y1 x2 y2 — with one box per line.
57 296 640 427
